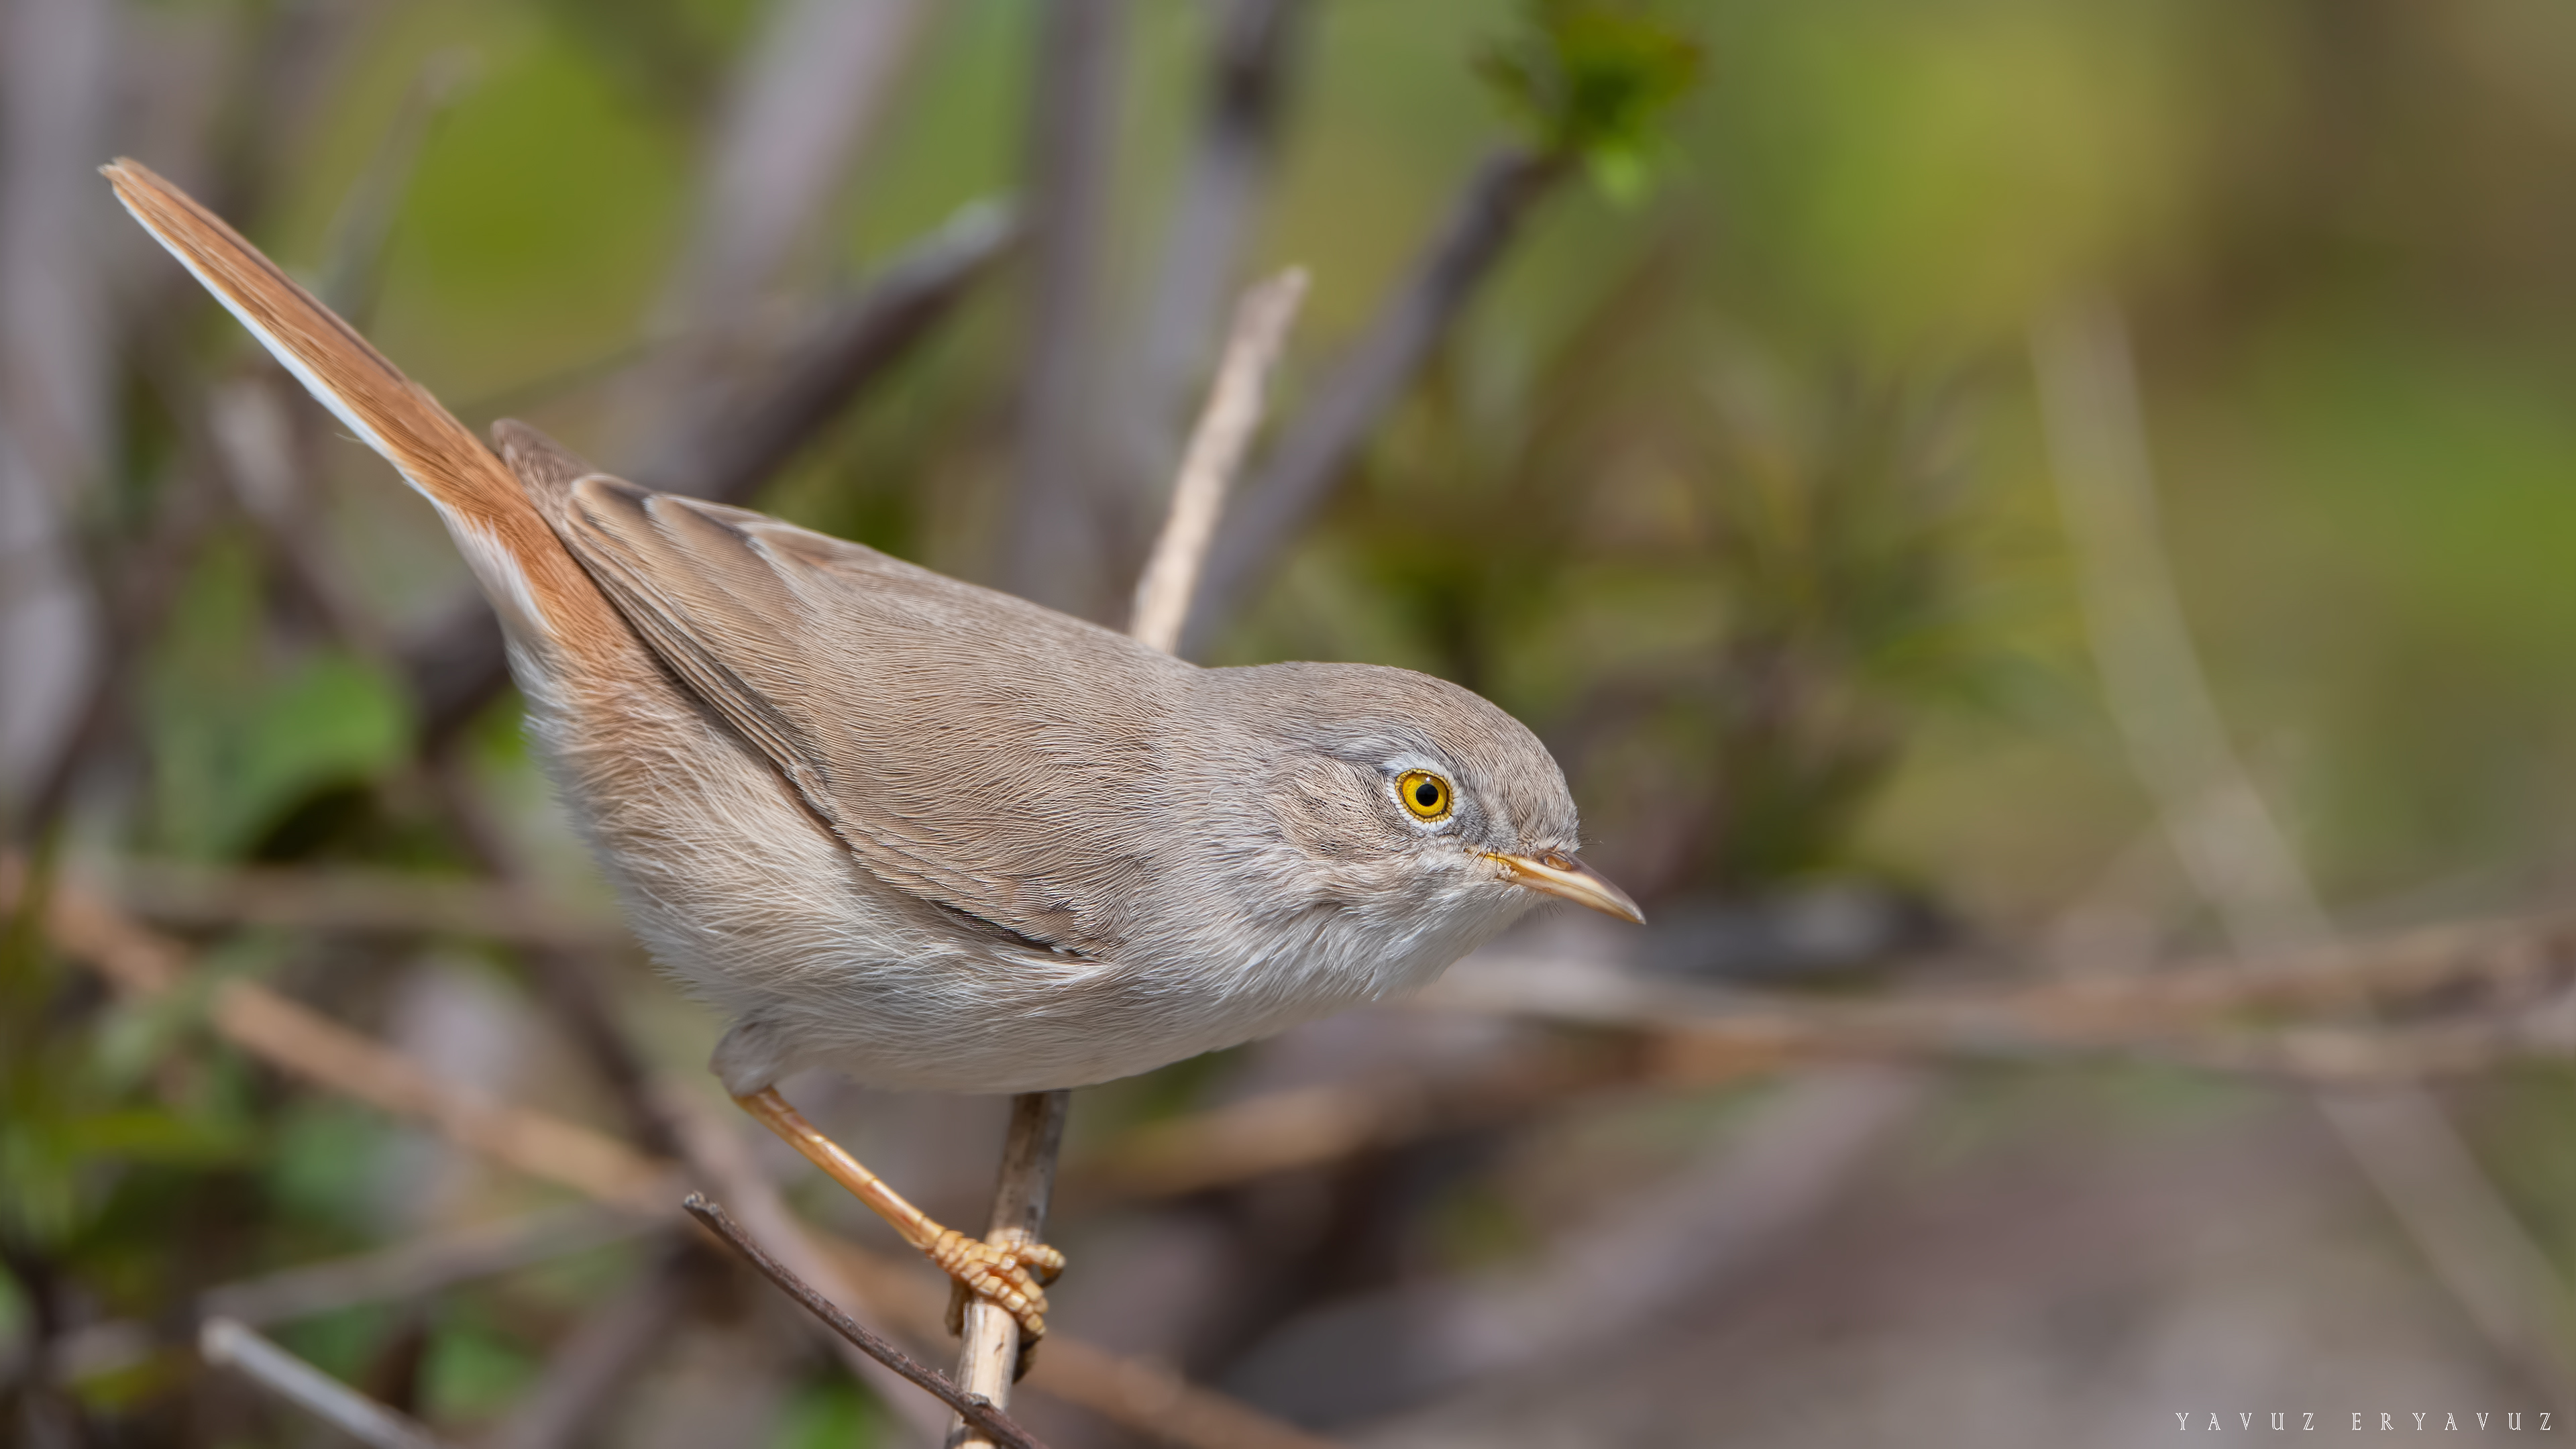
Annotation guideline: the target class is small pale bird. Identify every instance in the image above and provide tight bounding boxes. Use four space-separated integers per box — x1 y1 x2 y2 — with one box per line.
105 159 1642 1340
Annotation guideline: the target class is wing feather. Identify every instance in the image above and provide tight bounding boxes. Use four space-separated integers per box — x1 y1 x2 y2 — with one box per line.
549 478 1193 956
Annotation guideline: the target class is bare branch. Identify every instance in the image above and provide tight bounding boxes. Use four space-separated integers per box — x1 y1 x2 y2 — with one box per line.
1112 0 1308 559
2036 299 2576 1410
619 0 930 474
683 1195 1052 1449
659 1081 955 1444
950 1089 1071 1437
958 266 1310 1430
39 877 676 1210
211 1203 655 1330
316 47 479 323
1225 1069 1928 1421
659 0 926 330
101 856 625 951
1128 268 1307 652
1183 148 1564 655
9 862 1346 1449
1003 0 1130 616
819 1228 1348 1449
0 0 112 824
201 1318 453 1449
641 197 1022 504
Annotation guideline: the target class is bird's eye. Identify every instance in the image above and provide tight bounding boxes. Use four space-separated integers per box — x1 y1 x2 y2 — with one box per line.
1397 769 1452 822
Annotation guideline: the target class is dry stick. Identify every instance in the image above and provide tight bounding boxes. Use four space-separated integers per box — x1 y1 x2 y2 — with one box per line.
645 197 1022 506
0 0 109 843
651 0 924 341
1129 269 1310 651
622 0 930 475
950 1092 1071 1422
2035 300 2576 1410
684 1196 1050 1449
41 877 674 1210
816 1238 1341 1449
950 268 1313 1442
1115 0 1307 536
1054 989 2576 1216
1003 0 1129 614
91 853 2576 1040
1183 149 1563 656
15 875 1324 1449
659 1079 955 1445
1419 934 2576 1081
105 856 624 951
44 1204 658 1385
200 1318 452 1449
316 47 479 322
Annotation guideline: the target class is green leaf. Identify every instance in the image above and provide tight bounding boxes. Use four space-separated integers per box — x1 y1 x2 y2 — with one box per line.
1478 0 1703 199
154 647 411 858
62 1108 249 1167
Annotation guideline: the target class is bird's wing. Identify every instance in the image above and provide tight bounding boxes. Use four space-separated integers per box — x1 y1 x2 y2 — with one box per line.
541 474 1183 956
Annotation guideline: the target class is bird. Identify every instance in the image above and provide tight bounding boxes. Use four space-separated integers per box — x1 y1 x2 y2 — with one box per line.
104 158 1643 1343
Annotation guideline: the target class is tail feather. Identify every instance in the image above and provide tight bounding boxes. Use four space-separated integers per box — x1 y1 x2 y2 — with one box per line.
101 158 621 655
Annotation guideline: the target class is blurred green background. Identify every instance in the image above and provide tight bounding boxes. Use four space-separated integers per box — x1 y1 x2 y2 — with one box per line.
8 1 2576 1444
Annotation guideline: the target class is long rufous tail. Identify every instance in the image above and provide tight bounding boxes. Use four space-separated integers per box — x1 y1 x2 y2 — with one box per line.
101 158 621 656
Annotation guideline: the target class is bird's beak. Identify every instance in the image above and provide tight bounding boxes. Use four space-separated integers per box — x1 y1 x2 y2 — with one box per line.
1485 850 1646 924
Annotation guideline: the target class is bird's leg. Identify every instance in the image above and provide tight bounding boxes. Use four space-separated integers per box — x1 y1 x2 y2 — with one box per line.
733 1087 1064 1340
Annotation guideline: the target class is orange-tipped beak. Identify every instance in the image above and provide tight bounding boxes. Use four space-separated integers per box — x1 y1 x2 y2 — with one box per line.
1486 850 1646 924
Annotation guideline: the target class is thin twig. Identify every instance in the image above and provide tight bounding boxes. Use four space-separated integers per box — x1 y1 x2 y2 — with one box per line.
101 856 625 950
200 1317 452 1449
1114 0 1307 562
682 1195 1051 1449
955 267 1315 1432
0 0 111 830
1128 268 1307 651
209 1202 655 1331
625 0 932 475
1183 148 1564 655
40 877 676 1210
655 0 924 332
643 197 1022 505
1218 1069 1928 1421
659 1080 955 1444
316 47 478 323
1003 0 1129 615
15 869 1332 1449
951 1090 1070 1422
2036 299 2576 1409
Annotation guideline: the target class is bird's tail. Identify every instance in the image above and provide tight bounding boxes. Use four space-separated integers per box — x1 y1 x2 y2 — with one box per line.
101 158 622 655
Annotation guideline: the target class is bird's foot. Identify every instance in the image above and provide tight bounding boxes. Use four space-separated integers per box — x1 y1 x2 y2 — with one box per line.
932 1229 1065 1341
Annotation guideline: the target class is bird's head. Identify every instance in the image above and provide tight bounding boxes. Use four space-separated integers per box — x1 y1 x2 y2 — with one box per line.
1197 663 1642 945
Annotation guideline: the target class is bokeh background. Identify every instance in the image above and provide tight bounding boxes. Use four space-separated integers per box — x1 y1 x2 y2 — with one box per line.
7 1 2576 1445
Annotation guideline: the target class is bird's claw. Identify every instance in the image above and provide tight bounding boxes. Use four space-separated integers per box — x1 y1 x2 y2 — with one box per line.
931 1229 1061 1342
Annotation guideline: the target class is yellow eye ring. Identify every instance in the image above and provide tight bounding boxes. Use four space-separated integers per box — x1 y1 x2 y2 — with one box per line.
1397 769 1452 822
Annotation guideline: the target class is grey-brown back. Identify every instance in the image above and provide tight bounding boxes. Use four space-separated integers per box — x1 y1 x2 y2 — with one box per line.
539 468 1203 959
